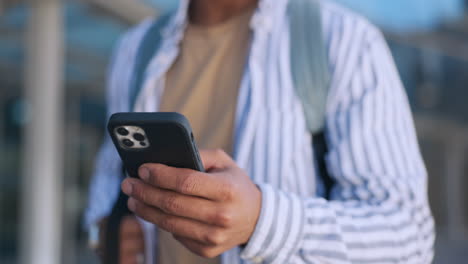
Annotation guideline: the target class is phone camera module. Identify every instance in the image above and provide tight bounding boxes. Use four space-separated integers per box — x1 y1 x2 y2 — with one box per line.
117 127 129 136
115 126 149 149
122 139 134 147
133 133 145 141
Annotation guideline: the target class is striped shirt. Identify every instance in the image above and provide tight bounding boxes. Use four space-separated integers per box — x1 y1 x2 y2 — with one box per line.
85 0 435 263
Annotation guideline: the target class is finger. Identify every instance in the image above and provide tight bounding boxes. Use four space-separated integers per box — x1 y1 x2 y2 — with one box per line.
119 216 145 259
120 237 145 256
198 149 234 171
120 216 143 237
123 179 231 226
137 163 230 201
119 254 141 264
96 217 108 257
173 235 220 259
128 198 222 245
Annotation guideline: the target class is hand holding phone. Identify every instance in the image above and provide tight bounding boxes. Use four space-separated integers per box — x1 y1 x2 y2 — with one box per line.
109 112 262 260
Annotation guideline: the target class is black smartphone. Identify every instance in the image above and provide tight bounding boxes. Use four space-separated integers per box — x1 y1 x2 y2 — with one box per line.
107 112 204 178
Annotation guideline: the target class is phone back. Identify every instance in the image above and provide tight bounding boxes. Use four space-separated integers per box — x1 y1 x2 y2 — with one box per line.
108 112 204 178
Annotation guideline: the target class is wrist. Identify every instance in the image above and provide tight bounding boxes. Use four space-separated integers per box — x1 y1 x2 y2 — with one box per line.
240 184 306 263
241 184 262 246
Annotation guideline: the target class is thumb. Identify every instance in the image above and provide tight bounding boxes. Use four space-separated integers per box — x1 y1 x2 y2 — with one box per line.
198 149 234 172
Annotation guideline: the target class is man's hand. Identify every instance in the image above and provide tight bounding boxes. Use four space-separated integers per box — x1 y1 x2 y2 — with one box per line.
121 149 262 258
119 215 145 264
94 215 145 264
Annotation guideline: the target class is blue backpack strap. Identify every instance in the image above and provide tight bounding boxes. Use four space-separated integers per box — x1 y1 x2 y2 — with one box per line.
129 13 173 111
104 14 173 264
289 0 330 134
289 0 334 198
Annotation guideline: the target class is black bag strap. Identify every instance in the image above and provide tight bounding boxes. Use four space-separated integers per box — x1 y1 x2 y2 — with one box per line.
312 131 334 199
129 13 173 111
289 0 335 199
103 189 131 264
103 14 173 264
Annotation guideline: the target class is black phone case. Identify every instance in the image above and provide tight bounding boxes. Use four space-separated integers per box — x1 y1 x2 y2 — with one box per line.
107 112 204 178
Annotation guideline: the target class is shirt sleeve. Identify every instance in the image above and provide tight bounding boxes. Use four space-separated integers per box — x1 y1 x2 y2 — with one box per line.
83 35 126 229
83 20 154 229
240 14 435 264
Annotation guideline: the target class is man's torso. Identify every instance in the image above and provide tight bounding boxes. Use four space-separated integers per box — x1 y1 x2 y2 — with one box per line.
157 7 255 264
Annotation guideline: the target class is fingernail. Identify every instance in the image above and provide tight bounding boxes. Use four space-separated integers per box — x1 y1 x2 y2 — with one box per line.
122 180 133 195
128 198 136 211
139 167 150 181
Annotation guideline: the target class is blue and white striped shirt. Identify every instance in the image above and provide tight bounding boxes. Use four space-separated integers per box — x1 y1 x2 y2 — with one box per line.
85 0 435 263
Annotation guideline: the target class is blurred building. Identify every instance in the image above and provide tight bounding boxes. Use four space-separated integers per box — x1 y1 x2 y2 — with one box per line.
0 1 167 263
0 0 467 263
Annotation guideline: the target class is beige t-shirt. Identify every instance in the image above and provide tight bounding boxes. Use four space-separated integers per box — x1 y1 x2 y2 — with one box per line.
157 8 254 264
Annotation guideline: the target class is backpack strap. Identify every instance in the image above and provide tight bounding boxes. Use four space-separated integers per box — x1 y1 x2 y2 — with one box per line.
129 13 173 111
104 15 172 263
289 0 334 199
312 131 333 199
289 0 330 134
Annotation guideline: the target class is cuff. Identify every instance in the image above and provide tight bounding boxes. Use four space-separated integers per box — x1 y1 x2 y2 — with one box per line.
240 184 306 263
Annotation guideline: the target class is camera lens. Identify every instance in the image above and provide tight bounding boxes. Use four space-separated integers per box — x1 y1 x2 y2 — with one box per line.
122 139 134 147
133 133 145 141
117 127 129 136
140 141 147 147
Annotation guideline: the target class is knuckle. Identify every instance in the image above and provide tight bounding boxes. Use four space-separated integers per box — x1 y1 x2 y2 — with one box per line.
161 194 181 213
214 148 227 159
128 198 140 213
214 209 233 227
205 229 225 245
219 182 235 201
132 185 148 203
148 165 162 184
197 247 219 258
177 173 199 194
218 149 234 163
159 216 176 233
